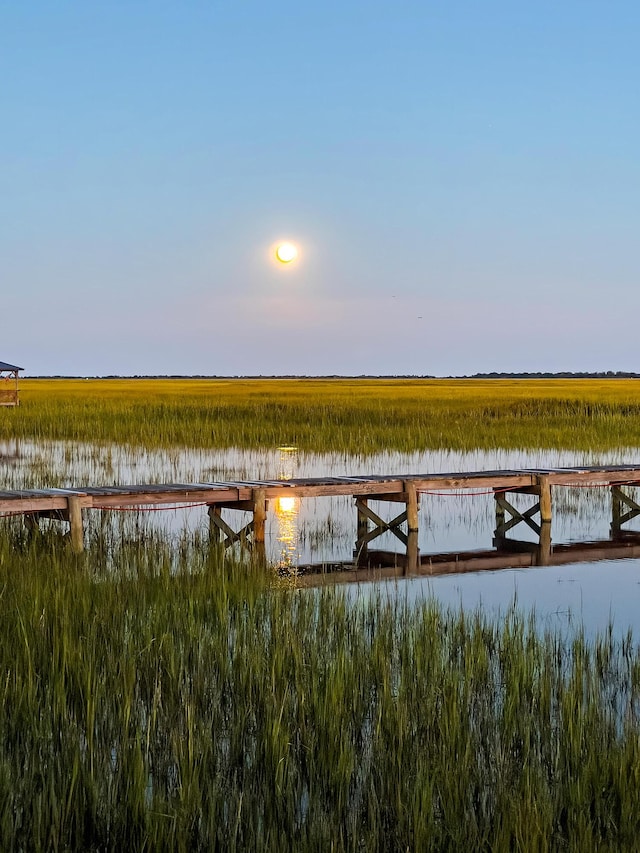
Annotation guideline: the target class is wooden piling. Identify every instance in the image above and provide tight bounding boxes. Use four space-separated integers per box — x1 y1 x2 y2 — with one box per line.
537 475 552 524
252 488 267 545
405 482 419 532
67 496 84 554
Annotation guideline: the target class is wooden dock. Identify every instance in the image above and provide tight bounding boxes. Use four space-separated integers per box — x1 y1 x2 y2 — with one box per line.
2 464 640 557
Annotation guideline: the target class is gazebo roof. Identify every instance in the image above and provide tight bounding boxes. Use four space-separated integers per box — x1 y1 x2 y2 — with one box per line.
0 362 23 371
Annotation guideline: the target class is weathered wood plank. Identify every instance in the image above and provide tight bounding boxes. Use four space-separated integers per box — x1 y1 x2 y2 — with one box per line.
0 497 93 513
262 481 405 499
87 489 241 508
547 470 640 486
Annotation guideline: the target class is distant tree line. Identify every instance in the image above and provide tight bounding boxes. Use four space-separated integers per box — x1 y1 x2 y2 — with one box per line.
460 371 640 379
25 371 640 380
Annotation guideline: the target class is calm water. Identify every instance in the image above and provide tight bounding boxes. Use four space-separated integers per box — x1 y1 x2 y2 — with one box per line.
2 438 640 636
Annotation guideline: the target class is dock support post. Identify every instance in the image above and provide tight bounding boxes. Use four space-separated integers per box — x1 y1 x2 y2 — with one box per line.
252 489 267 560
252 489 266 544
67 496 84 554
537 475 552 524
405 482 419 532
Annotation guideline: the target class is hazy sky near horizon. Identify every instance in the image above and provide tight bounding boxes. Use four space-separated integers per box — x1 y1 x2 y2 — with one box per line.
3 2 639 376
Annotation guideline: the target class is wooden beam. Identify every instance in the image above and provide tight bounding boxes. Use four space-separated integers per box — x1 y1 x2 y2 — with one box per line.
363 492 409 503
88 488 241 508
547 470 640 487
412 474 536 491
258 481 405 499
212 500 257 511
0 497 90 514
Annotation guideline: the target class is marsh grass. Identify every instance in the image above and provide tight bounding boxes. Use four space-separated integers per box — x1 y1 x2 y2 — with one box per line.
5 378 640 453
0 528 639 850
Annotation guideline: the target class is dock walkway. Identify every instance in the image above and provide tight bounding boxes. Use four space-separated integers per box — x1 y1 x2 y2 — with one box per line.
2 464 640 557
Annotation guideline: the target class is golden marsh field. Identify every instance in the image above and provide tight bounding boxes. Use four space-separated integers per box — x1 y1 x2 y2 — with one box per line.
5 377 640 452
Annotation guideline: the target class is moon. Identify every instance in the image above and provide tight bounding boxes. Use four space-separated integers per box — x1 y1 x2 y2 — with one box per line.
275 242 298 264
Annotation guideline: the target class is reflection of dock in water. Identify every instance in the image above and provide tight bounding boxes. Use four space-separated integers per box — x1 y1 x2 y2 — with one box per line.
292 532 640 586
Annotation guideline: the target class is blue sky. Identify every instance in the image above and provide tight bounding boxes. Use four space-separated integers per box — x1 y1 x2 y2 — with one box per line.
2 1 639 375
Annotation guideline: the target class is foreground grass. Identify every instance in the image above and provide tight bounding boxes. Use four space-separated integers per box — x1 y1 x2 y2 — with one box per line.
3 377 640 453
1 530 640 851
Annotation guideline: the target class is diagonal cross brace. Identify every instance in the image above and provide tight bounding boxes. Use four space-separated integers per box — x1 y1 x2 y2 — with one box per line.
208 507 254 549
612 486 640 529
495 495 541 537
355 499 409 547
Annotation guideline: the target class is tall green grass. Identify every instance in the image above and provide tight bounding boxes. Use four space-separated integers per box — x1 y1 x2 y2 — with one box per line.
4 378 640 453
1 528 639 850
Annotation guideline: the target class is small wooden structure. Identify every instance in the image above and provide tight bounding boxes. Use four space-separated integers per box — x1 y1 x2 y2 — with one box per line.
0 362 22 407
